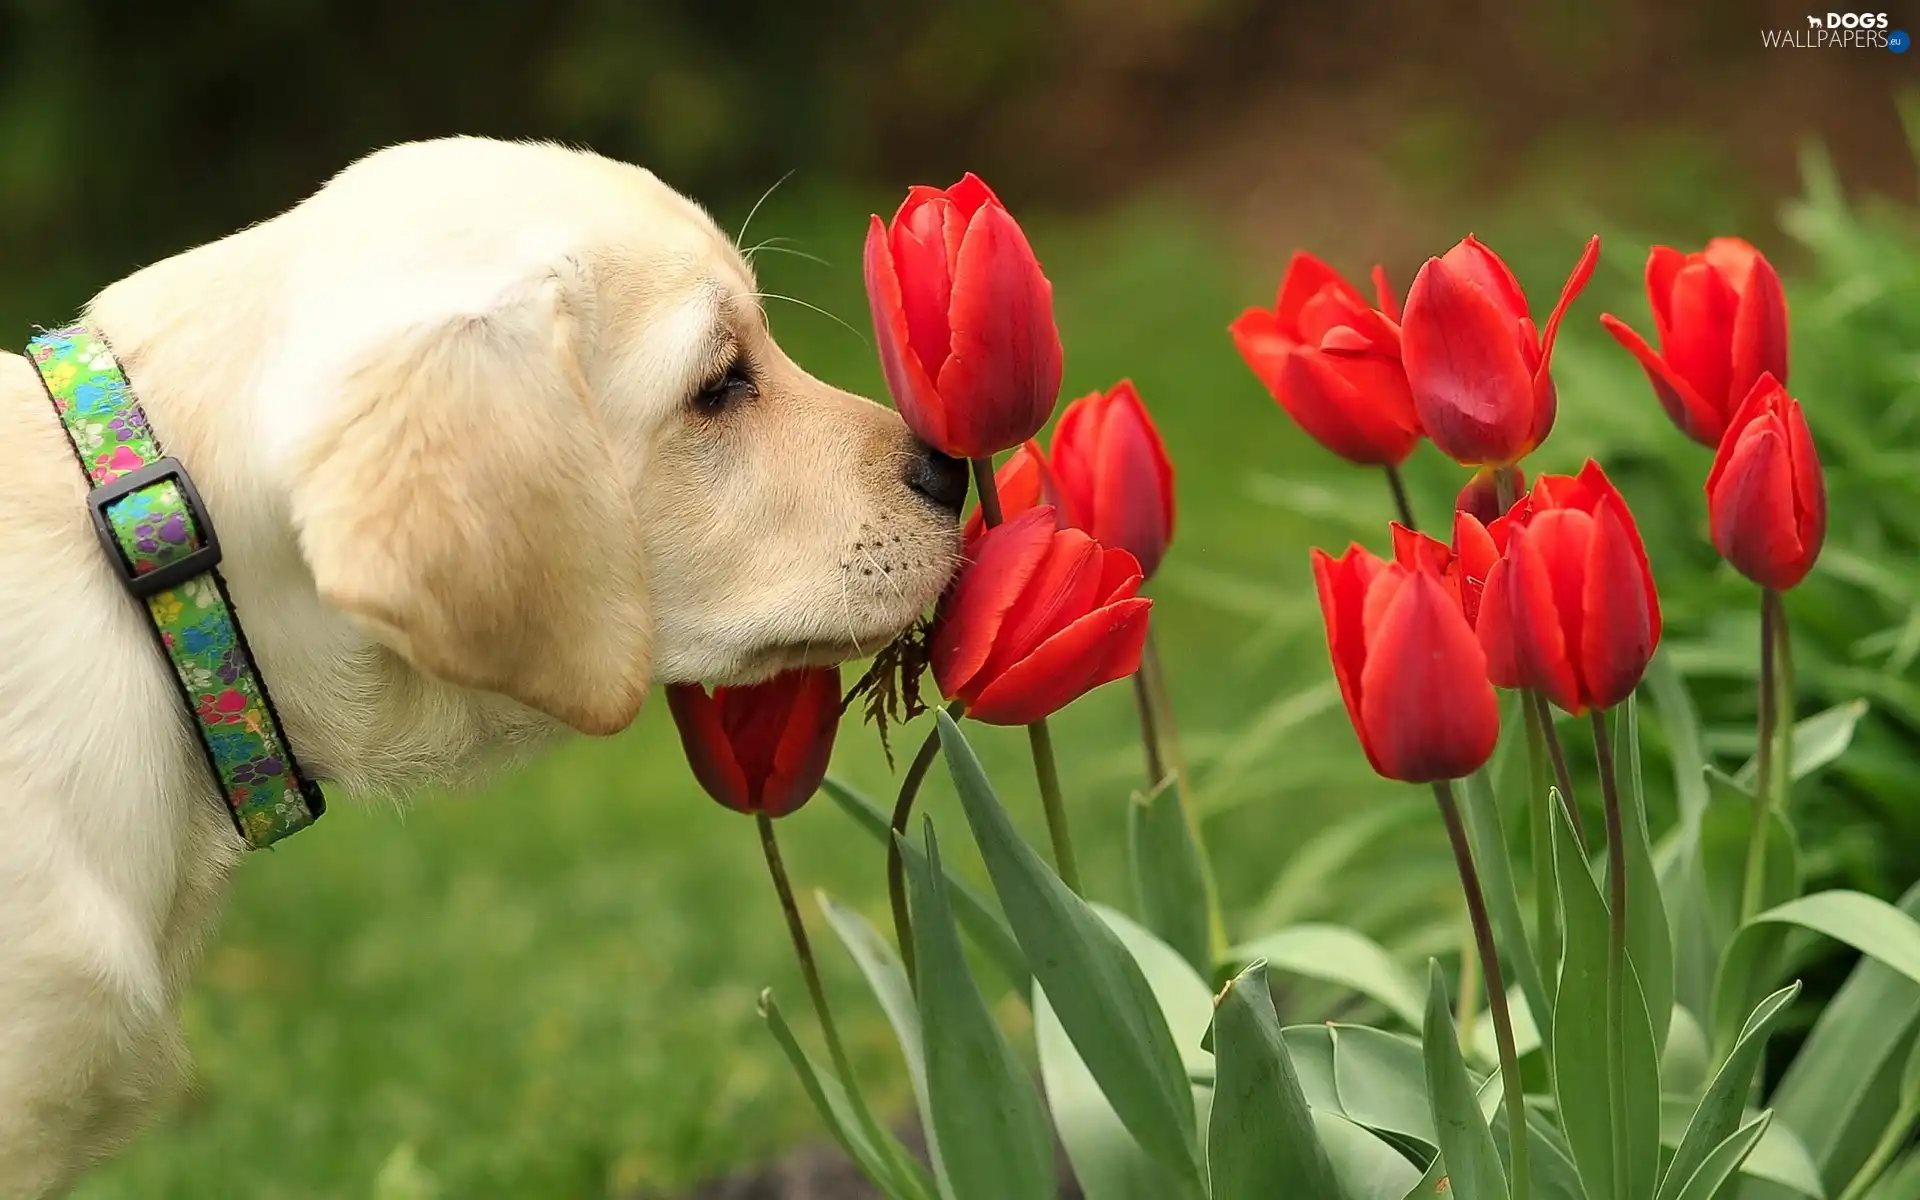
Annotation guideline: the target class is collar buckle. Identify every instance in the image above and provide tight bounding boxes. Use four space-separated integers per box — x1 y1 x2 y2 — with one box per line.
86 456 224 599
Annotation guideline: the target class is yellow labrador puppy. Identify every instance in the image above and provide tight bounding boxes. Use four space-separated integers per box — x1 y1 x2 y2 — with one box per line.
0 136 964 1197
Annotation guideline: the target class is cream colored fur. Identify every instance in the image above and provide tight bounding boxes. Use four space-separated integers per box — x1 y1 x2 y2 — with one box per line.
0 136 958 1197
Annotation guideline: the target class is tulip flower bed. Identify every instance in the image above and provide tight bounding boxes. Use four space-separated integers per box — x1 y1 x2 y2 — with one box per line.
663 170 1920 1200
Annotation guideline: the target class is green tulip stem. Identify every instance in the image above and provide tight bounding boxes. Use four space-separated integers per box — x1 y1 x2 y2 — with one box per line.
1590 708 1630 1200
885 701 965 984
1530 692 1587 850
1384 464 1418 530
969 456 1005 527
1140 626 1230 961
1838 1093 1920 1200
757 811 882 1148
1432 778 1530 1200
1028 718 1083 893
1741 588 1787 922
1132 668 1168 787
1522 700 1561 1012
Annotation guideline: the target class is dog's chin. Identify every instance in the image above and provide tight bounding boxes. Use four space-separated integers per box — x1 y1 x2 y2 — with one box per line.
715 636 883 687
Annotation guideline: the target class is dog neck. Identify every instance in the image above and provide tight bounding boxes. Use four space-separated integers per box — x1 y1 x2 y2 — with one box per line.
81 226 565 806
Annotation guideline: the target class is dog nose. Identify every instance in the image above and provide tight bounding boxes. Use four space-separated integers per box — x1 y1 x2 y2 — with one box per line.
903 441 969 515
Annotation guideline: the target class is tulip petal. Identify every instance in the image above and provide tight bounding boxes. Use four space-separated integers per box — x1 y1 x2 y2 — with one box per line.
1534 235 1600 383
1579 498 1658 710
762 668 842 817
944 172 1003 219
1785 397 1827 583
977 526 1108 682
964 441 1049 545
937 203 1063 457
1271 345 1420 466
666 684 752 813
1313 546 1388 768
1441 236 1530 322
1357 568 1500 782
1276 252 1367 336
1600 313 1724 445
1401 256 1535 466
931 506 1057 697
1646 245 1686 347
1701 237 1763 291
1229 307 1298 388
1729 251 1790 401
966 597 1152 725
1371 264 1400 323
865 216 949 450
1711 419 1805 590
1505 520 1585 714
1474 557 1523 688
1391 522 1452 573
1454 511 1501 629
892 198 961 378
1663 260 1738 421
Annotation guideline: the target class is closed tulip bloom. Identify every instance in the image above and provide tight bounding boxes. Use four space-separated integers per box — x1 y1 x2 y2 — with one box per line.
1230 252 1421 467
1312 544 1500 783
1455 466 1524 526
1048 380 1176 578
864 174 1064 459
1401 234 1600 467
667 667 843 818
1601 238 1789 446
931 506 1151 725
1475 460 1661 715
1706 375 1827 590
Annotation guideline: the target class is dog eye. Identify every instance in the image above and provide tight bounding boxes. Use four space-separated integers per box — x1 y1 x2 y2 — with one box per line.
692 360 757 415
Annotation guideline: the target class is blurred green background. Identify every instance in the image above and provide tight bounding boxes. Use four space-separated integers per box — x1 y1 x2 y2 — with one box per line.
3 1 1916 1195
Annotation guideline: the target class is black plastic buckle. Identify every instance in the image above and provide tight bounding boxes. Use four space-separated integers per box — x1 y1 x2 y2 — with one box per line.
86 456 223 600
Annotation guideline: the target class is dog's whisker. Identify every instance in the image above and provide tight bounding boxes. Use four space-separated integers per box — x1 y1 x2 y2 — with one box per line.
741 242 831 268
858 545 908 606
734 170 795 251
749 291 869 347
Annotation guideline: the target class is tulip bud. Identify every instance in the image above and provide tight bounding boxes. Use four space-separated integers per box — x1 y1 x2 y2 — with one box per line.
1401 234 1600 467
1475 461 1662 715
1230 252 1422 467
931 506 1151 725
1048 380 1177 578
864 174 1064 459
1601 238 1789 447
666 667 842 817
1706 375 1827 590
1311 544 1500 782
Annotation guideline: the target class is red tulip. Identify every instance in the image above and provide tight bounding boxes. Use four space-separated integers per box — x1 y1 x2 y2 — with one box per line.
864 174 1064 459
667 667 843 817
1401 234 1600 467
1601 238 1789 446
1312 544 1500 783
1456 466 1524 526
931 506 1151 725
1230 252 1421 467
1475 461 1661 715
1390 512 1507 632
1706 375 1826 590
1047 380 1176 578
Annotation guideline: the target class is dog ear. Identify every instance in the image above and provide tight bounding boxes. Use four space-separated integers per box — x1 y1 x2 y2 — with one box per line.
288 260 652 735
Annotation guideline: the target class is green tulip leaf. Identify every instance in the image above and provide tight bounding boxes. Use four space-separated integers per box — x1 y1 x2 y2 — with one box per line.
1551 799 1662 1200
1732 698 1871 789
1462 759 1554 1054
1037 905 1213 1200
821 776 1028 991
759 990 938 1200
1226 924 1425 1030
1128 775 1213 980
1206 961 1344 1200
1657 982 1801 1200
937 711 1203 1185
1422 961 1509 1200
1315 1110 1424 1200
901 822 1055 1200
1619 694 1676 1054
1667 1111 1773 1200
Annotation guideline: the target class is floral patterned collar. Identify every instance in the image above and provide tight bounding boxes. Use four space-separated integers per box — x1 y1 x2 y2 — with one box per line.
27 326 324 849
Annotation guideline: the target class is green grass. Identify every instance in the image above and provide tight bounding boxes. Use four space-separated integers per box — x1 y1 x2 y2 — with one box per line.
74 152 1920 1196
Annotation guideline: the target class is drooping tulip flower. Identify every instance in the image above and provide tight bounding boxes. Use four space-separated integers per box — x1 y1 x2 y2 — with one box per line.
1311 544 1500 783
932 506 1151 725
1400 235 1600 467
1047 380 1176 578
1706 375 1826 591
864 174 1064 459
1600 238 1789 447
1475 460 1661 715
1456 466 1524 526
1230 252 1421 467
667 667 843 818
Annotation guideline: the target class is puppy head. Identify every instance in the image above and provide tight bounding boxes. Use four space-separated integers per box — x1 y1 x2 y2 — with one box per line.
283 139 961 735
